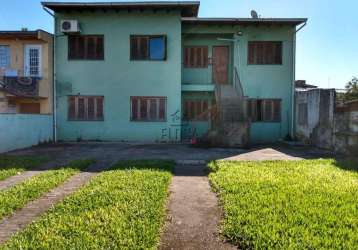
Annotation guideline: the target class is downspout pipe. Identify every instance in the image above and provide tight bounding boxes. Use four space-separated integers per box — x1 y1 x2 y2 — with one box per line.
43 7 57 143
291 21 307 139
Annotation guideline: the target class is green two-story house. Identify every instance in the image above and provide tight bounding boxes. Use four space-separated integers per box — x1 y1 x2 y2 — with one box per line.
43 1 306 145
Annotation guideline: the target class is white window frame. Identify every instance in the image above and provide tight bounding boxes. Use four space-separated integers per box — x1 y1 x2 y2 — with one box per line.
24 44 42 77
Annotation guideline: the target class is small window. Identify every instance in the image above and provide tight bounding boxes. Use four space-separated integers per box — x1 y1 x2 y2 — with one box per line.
0 45 10 68
131 96 166 121
183 99 210 121
183 46 208 68
130 35 166 61
248 41 282 65
247 99 281 122
68 96 104 121
68 35 104 60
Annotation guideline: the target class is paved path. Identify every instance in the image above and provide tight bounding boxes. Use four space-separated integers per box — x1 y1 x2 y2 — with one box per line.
0 160 112 244
160 164 236 250
0 159 72 191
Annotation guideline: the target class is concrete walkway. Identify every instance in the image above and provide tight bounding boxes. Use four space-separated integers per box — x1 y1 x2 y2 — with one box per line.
160 164 235 250
0 160 112 244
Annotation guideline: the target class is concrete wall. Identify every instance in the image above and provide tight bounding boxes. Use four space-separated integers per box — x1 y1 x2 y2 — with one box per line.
295 89 335 149
0 114 53 153
182 24 295 143
334 109 358 155
295 89 358 155
55 11 182 142
0 32 53 114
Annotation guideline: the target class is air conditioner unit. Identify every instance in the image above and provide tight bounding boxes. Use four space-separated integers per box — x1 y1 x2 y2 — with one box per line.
60 20 80 33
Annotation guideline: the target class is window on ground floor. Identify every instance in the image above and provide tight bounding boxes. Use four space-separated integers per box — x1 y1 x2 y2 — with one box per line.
247 99 281 122
182 99 210 121
130 35 167 61
183 46 208 68
68 96 104 121
130 96 166 121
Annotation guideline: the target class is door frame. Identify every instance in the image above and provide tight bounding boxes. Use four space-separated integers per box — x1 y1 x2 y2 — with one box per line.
24 44 42 77
212 45 230 85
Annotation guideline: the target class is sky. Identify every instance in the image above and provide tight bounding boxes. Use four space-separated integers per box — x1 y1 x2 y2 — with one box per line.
0 0 357 89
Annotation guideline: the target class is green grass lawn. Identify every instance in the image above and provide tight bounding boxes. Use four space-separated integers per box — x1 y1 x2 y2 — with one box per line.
0 159 93 221
0 155 47 181
209 159 358 249
2 160 174 250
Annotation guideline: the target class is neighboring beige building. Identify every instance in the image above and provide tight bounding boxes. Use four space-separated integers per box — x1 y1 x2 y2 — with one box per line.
0 30 53 114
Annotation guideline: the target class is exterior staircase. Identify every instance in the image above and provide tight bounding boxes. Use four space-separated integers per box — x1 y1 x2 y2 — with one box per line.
206 67 250 147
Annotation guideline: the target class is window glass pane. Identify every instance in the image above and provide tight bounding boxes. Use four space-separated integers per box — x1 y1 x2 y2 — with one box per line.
0 45 10 68
149 37 165 60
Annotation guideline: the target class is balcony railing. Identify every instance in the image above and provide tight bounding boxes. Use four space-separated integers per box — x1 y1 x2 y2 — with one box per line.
0 76 39 97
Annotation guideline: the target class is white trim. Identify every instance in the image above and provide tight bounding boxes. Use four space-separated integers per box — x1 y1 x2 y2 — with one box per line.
24 44 42 77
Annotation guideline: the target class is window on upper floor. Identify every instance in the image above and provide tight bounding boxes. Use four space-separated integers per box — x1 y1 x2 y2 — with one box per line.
68 96 104 121
183 46 208 68
182 99 210 121
247 99 281 122
130 96 166 121
68 35 104 60
0 45 10 68
130 35 167 61
248 41 282 65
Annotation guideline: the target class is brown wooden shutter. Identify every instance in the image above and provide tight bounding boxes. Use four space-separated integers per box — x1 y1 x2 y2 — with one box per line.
139 37 148 59
77 97 85 120
183 100 189 120
68 96 76 119
202 47 208 67
87 97 95 120
273 100 281 122
96 97 104 120
184 47 208 68
149 99 157 120
248 42 255 64
263 100 273 121
202 100 208 120
131 97 138 120
159 98 166 120
96 36 104 59
140 97 148 120
274 42 282 64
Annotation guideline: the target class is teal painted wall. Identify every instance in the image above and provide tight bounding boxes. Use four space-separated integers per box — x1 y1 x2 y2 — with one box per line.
182 24 295 143
0 114 53 153
55 11 182 142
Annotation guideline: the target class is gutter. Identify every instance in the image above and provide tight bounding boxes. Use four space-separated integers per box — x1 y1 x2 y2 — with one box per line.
291 21 307 138
43 6 57 143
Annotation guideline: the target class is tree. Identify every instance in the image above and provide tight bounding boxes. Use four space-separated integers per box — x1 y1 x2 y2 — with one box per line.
344 77 358 101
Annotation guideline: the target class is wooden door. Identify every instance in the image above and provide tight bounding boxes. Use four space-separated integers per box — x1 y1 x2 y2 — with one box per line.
212 46 229 85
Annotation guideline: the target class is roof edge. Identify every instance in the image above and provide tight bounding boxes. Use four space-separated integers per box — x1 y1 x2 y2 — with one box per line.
182 17 307 26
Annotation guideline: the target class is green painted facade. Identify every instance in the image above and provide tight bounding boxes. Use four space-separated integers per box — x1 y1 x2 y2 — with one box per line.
54 8 298 144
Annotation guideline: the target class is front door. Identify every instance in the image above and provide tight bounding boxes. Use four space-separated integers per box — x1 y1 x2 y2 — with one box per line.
212 46 229 85
24 45 42 77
